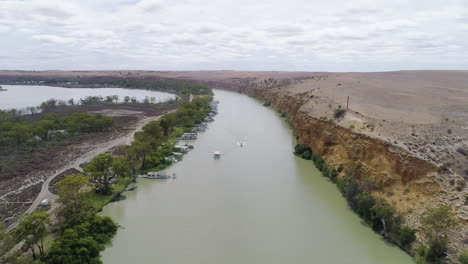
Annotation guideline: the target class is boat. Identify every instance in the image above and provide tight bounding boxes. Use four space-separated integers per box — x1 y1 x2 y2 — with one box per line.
213 151 221 159
146 171 175 179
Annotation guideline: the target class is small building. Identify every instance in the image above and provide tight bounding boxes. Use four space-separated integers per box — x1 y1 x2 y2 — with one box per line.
181 133 197 140
214 151 221 159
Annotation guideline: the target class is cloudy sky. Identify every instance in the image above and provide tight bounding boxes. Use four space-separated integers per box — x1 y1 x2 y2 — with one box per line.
0 0 467 71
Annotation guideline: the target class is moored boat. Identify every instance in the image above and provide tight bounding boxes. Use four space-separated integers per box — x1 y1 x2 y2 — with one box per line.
146 171 175 179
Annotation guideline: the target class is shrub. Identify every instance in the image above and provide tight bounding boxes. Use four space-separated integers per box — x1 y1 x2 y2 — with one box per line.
294 144 310 156
337 164 344 172
425 239 448 262
301 150 312 160
399 226 416 247
334 108 346 119
263 101 271 107
459 251 468 264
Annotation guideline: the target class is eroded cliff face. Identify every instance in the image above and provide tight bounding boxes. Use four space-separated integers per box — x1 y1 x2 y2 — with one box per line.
258 90 438 186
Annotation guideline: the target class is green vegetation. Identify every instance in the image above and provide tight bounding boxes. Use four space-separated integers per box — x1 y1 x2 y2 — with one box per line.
1 83 213 263
459 251 468 264
333 108 346 119
41 215 117 264
0 112 114 146
263 101 271 107
12 212 51 260
0 224 14 256
55 174 95 228
399 226 416 248
416 205 459 263
4 77 212 97
84 154 116 195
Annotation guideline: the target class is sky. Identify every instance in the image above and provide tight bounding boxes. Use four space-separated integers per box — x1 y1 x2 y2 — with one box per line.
0 0 468 71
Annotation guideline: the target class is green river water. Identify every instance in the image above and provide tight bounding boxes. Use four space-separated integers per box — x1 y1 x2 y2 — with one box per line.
101 89 414 264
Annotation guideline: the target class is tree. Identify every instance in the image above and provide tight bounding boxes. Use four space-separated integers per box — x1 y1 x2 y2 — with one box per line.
420 205 458 261
142 121 164 138
84 154 114 194
370 198 396 232
41 215 118 264
42 228 103 264
112 157 132 178
56 174 94 227
124 96 130 103
13 212 51 259
0 224 14 258
160 114 176 136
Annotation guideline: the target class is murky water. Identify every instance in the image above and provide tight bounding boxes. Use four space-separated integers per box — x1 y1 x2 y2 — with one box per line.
0 85 176 110
101 89 414 264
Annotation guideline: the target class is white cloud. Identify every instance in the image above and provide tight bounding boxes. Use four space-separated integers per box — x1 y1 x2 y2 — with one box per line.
32 34 75 44
0 0 468 71
136 0 165 12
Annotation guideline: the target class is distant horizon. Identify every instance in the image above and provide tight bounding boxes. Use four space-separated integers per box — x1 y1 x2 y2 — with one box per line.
1 69 468 73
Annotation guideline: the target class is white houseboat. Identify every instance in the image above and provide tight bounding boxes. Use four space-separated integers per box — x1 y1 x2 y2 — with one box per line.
146 171 174 179
181 133 197 140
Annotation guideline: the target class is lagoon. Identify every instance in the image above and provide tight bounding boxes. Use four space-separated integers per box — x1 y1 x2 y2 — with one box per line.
0 85 176 110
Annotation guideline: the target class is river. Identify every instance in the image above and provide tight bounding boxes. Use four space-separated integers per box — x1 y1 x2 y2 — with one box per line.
0 85 176 110
100 89 414 264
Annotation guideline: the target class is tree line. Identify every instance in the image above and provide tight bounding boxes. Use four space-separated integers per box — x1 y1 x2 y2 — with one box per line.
84 95 214 194
0 112 114 146
2 77 213 96
294 143 461 264
0 94 179 122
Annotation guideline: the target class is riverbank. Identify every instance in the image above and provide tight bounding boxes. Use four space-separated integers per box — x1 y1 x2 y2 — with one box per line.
230 86 466 263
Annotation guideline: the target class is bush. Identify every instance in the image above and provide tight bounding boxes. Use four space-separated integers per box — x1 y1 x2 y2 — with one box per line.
334 109 346 119
301 150 312 160
399 226 416 247
425 239 448 262
459 251 468 264
337 164 344 172
263 101 271 107
294 144 310 156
